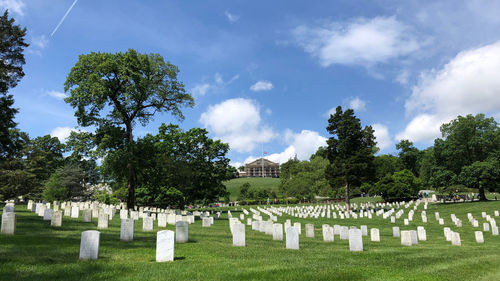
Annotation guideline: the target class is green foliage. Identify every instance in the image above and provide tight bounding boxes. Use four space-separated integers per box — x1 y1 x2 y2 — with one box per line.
106 124 232 208
41 164 87 202
325 106 376 208
238 182 251 200
64 49 194 207
42 172 66 202
433 114 500 200
459 160 500 199
396 140 421 176
280 155 330 199
371 169 422 200
94 190 119 205
0 10 28 159
373 154 403 182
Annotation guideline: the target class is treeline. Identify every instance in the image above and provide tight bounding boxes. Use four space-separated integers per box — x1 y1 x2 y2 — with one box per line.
280 112 500 202
0 11 235 208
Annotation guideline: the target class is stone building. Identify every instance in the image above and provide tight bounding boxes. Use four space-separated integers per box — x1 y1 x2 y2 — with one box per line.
243 158 280 178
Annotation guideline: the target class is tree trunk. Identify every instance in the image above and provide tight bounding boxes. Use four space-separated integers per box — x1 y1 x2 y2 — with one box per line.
345 182 350 212
126 122 135 208
478 187 487 201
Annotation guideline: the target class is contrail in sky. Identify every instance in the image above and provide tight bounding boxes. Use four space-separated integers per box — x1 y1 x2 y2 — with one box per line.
50 0 79 37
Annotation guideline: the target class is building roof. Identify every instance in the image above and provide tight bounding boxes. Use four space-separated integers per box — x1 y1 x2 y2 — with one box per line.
245 158 279 167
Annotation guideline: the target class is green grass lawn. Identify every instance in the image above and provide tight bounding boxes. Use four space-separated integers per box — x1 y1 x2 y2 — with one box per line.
2 200 500 281
224 177 281 200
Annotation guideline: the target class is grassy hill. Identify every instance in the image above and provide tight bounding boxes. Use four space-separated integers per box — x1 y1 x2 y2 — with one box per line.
224 177 281 200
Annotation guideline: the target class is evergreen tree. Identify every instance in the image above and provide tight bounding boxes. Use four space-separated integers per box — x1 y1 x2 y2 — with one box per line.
325 106 376 211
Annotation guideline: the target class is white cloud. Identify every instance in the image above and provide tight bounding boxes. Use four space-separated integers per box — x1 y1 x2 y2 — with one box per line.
372 123 392 151
200 98 275 152
32 35 48 49
292 16 420 67
191 73 239 97
191 83 210 96
0 0 26 17
348 97 366 112
250 80 273 92
50 127 75 142
47 90 68 100
224 10 240 23
398 41 500 143
396 114 445 143
395 69 410 85
244 129 327 164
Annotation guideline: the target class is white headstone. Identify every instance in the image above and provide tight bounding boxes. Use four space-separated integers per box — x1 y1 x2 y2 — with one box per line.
370 228 380 242
273 223 283 241
451 231 461 246
294 222 301 235
143 217 154 231
361 225 368 236
417 226 426 241
1 212 16 235
444 227 452 241
322 225 334 242
348 228 363 251
483 223 490 232
71 206 79 218
79 230 100 260
305 224 315 238
232 223 245 247
401 230 412 246
157 213 167 227
82 209 92 222
492 226 499 236
286 227 299 250
393 226 400 237
121 218 134 241
98 212 109 229
340 226 349 240
43 208 53 221
202 217 211 227
120 209 128 220
156 230 174 262
176 221 189 243
475 231 484 243
51 211 62 227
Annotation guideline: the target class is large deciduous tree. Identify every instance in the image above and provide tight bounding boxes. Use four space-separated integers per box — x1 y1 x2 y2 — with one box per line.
112 124 232 208
64 49 194 207
0 10 28 159
434 114 500 200
325 106 376 211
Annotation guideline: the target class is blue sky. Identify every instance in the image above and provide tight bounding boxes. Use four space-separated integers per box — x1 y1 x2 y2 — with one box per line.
3 0 500 167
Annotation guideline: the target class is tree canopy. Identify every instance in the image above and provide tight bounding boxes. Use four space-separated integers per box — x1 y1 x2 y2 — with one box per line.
325 106 376 210
0 10 28 159
64 49 194 207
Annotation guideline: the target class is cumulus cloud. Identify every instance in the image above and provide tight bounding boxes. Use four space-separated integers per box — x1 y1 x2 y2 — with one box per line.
50 127 75 142
200 98 275 152
47 90 68 100
348 97 366 112
292 16 420 67
250 80 274 92
372 123 392 151
398 41 500 143
244 129 327 164
0 0 26 17
224 10 240 23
